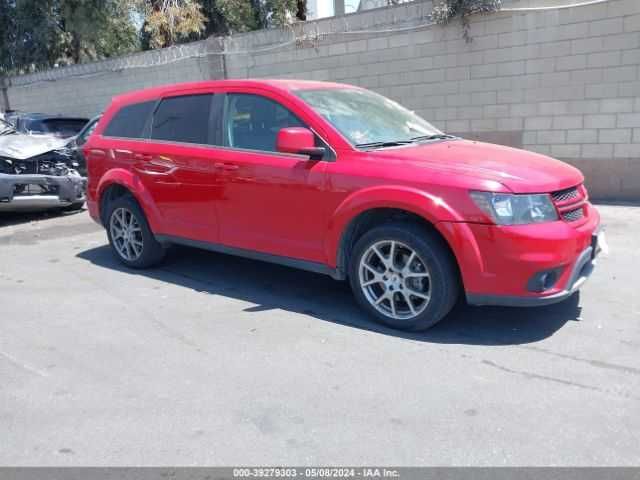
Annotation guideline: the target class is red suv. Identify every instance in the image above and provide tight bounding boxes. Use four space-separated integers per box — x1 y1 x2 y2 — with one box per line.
85 80 603 331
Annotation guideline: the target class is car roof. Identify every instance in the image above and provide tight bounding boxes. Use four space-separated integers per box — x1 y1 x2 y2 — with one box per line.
111 79 359 106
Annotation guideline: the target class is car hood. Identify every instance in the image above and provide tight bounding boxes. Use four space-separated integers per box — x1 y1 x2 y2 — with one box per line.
0 133 69 160
368 139 584 193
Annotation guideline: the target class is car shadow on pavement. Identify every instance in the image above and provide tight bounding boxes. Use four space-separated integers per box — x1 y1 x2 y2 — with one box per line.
77 244 582 346
0 208 85 227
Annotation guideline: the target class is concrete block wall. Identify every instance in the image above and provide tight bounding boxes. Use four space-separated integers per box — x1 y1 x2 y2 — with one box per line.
3 0 640 200
4 38 225 117
225 0 640 200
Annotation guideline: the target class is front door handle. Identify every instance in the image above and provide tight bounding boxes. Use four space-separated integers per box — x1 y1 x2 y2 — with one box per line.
214 162 239 171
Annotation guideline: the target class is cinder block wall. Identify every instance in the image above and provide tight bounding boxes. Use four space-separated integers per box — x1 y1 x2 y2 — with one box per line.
5 38 225 117
4 0 640 200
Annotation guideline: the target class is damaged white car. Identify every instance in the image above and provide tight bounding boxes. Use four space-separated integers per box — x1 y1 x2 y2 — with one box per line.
0 118 86 212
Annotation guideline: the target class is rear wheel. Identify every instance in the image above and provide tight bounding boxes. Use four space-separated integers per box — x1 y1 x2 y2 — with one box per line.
105 195 165 268
349 223 459 331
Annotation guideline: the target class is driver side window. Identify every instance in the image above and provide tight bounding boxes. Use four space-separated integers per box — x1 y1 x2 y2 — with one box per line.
223 94 304 152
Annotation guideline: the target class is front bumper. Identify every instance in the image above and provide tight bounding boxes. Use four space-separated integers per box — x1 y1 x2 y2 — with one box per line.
438 202 601 306
0 172 86 211
466 243 597 306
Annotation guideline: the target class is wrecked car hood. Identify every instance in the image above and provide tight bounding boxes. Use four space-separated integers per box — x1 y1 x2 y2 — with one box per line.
0 133 69 160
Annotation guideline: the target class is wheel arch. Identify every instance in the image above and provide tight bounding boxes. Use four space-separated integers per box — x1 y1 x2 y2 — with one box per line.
326 186 466 280
96 169 162 232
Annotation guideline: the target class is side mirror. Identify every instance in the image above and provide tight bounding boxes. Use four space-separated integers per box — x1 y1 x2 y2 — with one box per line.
276 127 325 160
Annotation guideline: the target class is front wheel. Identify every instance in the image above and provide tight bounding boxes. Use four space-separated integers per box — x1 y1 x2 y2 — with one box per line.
349 223 459 331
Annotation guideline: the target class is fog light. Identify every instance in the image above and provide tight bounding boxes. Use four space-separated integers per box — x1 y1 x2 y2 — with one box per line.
527 268 563 292
541 271 557 289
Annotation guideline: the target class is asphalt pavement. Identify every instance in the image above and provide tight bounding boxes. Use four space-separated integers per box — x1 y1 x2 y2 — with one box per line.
0 205 639 465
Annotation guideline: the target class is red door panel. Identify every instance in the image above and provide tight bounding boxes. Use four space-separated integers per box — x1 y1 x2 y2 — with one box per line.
213 148 329 263
133 141 221 243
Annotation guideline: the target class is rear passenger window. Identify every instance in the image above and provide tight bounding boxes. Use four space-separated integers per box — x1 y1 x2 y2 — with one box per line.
151 94 212 144
104 101 155 138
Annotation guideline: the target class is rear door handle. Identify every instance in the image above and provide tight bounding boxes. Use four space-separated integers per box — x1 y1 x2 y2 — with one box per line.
214 162 239 171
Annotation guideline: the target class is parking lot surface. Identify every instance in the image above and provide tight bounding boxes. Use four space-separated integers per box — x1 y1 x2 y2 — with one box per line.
1 205 639 466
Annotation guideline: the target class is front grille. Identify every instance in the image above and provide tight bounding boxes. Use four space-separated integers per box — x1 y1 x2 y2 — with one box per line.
562 207 584 222
551 184 587 224
13 184 59 196
0 158 38 174
552 187 579 203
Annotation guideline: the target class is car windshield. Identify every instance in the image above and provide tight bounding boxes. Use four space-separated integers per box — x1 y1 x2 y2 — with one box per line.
28 118 88 138
77 117 100 145
295 88 443 147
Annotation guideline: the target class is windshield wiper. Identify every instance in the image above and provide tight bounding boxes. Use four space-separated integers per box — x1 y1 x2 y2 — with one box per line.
356 135 456 149
410 134 455 142
356 140 413 149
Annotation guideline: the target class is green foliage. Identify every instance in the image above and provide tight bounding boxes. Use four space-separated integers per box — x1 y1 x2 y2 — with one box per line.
199 0 232 36
0 0 307 73
135 0 207 49
139 0 302 44
1 0 139 74
10 0 65 72
216 0 258 33
431 0 502 42
0 0 15 73
60 0 139 62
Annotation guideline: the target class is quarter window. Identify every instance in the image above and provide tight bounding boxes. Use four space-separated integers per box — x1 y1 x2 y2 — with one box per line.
151 94 212 144
223 94 304 152
104 101 155 139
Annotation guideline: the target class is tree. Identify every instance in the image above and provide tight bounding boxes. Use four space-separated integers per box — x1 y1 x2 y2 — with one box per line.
2 0 138 74
58 0 139 63
0 0 14 73
199 0 232 36
1 0 309 73
202 0 303 35
11 0 64 72
211 0 258 33
137 0 305 47
295 0 306 21
136 0 207 49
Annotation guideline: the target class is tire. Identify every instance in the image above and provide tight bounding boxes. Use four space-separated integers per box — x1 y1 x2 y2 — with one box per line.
105 195 166 268
349 222 459 331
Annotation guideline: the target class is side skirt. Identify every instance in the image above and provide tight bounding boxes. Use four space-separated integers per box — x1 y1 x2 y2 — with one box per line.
155 234 344 280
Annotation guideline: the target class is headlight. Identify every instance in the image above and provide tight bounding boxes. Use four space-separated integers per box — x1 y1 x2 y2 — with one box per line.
470 191 558 225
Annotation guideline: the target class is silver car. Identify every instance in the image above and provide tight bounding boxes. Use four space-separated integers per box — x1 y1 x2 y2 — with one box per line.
0 118 86 212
